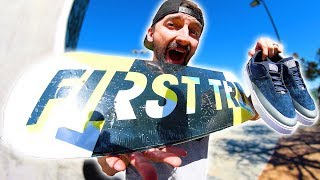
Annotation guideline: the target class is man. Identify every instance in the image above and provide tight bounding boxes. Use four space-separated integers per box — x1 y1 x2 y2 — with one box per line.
97 0 283 179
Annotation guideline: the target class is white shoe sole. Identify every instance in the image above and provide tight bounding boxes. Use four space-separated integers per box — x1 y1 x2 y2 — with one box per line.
296 109 319 126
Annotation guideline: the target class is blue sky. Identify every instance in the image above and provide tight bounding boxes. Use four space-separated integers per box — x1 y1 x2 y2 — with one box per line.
77 0 320 88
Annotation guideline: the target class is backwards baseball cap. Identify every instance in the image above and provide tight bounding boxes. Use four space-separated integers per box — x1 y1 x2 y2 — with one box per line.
144 0 204 50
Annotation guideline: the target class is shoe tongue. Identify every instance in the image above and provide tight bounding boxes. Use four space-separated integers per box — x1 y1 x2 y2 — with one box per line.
268 62 279 72
279 57 296 69
280 57 305 90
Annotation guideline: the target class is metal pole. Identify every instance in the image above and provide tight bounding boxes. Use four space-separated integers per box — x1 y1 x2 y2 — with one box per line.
260 0 281 42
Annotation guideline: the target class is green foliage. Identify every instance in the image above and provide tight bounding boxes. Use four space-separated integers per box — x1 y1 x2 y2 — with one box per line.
301 59 320 80
294 48 320 81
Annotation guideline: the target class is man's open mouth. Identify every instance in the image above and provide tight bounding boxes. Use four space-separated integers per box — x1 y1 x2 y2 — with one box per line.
166 48 187 65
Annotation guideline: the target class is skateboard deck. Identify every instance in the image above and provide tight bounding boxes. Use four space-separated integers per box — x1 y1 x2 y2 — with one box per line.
1 52 255 158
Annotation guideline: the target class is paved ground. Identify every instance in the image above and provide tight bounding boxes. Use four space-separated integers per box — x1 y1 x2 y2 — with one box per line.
259 125 320 180
0 142 84 180
207 120 281 180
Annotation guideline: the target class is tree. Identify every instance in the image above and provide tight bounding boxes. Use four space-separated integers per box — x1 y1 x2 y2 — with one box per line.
293 48 320 81
294 49 320 108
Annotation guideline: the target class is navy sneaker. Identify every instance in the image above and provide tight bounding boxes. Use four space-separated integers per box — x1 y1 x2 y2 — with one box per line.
271 55 319 125
244 51 297 134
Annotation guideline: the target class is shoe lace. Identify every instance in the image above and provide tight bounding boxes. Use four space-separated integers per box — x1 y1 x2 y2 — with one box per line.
291 66 306 89
269 69 287 93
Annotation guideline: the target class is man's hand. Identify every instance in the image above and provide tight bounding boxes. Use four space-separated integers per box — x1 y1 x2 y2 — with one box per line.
97 146 187 180
248 37 284 59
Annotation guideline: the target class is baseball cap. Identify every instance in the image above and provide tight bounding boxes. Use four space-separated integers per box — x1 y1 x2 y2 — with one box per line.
144 0 204 50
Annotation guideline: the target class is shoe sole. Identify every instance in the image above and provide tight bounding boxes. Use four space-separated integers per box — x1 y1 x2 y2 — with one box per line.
244 68 296 134
296 109 319 126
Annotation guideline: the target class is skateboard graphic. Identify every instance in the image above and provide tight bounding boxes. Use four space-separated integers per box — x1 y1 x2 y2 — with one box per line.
2 52 255 158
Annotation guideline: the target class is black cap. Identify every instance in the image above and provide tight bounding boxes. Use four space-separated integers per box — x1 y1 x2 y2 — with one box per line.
144 0 204 50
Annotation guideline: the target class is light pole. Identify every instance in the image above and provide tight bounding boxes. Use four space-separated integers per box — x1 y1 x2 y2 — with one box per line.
250 0 281 43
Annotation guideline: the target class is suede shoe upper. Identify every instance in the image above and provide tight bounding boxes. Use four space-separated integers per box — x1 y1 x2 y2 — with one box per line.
275 56 318 119
247 51 296 120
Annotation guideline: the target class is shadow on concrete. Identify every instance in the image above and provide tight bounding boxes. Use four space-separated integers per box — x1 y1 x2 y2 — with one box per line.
213 123 320 180
216 124 278 165
208 124 279 179
210 125 320 179
259 126 320 180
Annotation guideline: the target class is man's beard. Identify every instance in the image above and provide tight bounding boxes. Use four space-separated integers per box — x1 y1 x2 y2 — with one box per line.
153 40 191 66
153 44 166 65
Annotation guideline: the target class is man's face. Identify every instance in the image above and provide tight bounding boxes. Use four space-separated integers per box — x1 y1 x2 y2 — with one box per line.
147 12 203 65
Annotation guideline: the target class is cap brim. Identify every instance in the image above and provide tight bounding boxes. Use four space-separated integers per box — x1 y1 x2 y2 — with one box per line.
144 35 153 50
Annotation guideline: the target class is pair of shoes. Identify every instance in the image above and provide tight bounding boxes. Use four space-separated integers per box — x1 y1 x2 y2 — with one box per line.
244 51 319 134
